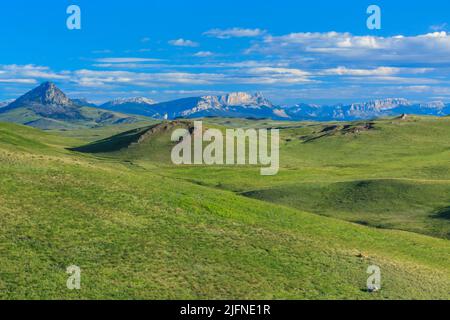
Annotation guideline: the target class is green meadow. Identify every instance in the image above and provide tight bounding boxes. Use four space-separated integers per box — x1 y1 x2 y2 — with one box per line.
0 116 449 299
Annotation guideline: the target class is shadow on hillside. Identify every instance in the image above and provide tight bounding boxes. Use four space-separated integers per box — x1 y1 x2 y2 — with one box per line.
432 206 450 220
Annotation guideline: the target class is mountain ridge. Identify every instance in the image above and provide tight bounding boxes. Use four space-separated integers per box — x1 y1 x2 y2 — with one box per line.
98 93 450 121
2 82 450 125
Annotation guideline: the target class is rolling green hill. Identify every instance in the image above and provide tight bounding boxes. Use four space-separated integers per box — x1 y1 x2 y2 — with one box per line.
73 116 450 239
0 120 448 299
70 120 193 163
0 105 149 130
126 116 450 240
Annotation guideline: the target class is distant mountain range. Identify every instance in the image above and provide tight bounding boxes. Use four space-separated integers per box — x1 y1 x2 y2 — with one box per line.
98 91 450 121
98 92 276 120
0 82 141 129
99 97 157 116
284 98 450 121
1 82 449 129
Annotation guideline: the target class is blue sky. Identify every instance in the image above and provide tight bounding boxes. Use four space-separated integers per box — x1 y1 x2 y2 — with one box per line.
1 0 450 105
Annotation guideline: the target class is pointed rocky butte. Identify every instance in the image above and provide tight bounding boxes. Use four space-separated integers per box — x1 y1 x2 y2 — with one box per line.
3 82 85 120
7 82 75 108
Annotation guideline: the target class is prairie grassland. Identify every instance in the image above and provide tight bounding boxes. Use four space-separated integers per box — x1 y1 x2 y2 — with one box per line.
0 120 449 299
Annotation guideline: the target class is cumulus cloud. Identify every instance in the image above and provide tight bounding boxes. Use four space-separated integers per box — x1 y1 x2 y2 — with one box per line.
230 67 314 84
0 64 69 82
72 69 224 87
169 39 199 47
319 66 432 76
247 67 310 76
249 31 450 64
204 28 265 39
0 78 37 84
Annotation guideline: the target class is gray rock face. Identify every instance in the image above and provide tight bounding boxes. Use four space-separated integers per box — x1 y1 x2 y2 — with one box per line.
218 92 273 108
104 97 156 107
9 82 75 108
4 82 85 120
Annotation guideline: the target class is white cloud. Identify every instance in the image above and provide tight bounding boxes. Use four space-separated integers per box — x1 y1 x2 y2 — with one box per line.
0 78 37 84
204 28 265 39
319 66 432 76
194 51 214 57
249 31 450 64
231 67 314 84
345 76 441 85
169 39 199 47
0 64 69 81
72 69 225 87
248 67 309 75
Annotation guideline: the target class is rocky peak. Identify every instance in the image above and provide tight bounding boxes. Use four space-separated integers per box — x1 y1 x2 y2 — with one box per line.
218 92 273 107
350 98 411 111
9 82 74 108
107 97 156 106
420 101 446 109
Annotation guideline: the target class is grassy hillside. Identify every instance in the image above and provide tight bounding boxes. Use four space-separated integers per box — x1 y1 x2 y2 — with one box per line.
132 116 450 239
0 121 449 299
70 121 192 163
0 105 152 130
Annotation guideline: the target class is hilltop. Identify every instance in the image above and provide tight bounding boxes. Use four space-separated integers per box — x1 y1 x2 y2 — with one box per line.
71 120 193 163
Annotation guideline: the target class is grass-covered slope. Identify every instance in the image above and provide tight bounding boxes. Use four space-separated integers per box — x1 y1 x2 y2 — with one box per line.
0 122 449 299
0 105 149 130
243 179 450 239
71 120 193 163
147 116 450 239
